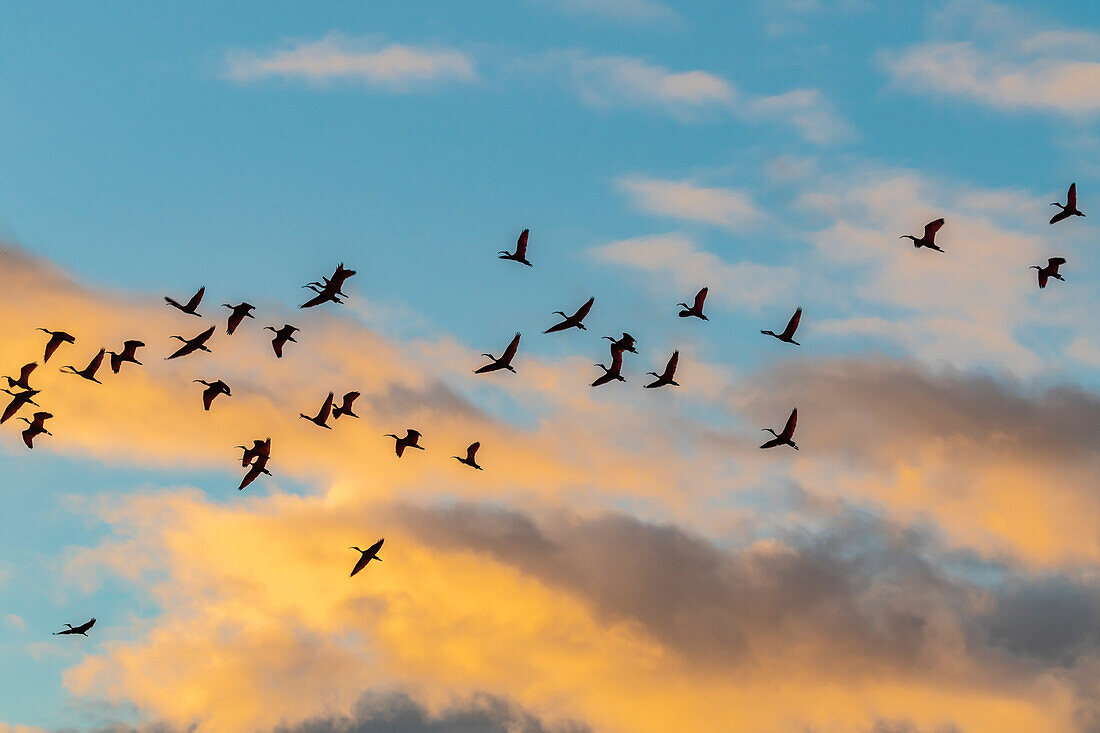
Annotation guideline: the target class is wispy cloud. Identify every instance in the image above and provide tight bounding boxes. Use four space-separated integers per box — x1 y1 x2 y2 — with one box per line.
616 176 764 231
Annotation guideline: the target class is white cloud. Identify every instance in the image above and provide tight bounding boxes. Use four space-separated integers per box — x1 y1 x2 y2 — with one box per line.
4 614 25 632
746 89 854 144
616 176 763 231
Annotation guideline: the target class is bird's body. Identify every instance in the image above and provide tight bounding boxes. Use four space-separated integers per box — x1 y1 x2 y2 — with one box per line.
592 349 626 387
300 264 355 308
60 348 106 384
266 325 298 358
349 538 384 577
108 340 145 373
499 229 532 266
453 441 483 470
165 286 205 317
3 362 37 391
53 618 95 636
222 302 256 335
544 297 594 334
300 392 335 429
385 429 424 457
19 411 52 448
1 388 40 424
677 287 709 320
236 438 271 468
761 307 802 346
900 218 945 252
332 391 360 419
602 333 637 355
166 327 215 360
761 409 799 450
475 333 521 374
194 379 231 410
1031 257 1067 289
38 329 75 363
645 351 679 388
1051 183 1085 225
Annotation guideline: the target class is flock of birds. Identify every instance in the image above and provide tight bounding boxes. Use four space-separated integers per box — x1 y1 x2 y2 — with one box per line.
18 184 1084 636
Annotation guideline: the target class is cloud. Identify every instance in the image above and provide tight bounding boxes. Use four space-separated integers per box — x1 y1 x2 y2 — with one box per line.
4 614 25 632
745 89 855 144
616 176 764 230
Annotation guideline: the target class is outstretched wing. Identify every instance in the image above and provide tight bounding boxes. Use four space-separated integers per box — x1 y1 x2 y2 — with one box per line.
367 537 384 555
318 392 334 422
693 287 708 311
299 289 334 309
1068 182 1077 209
466 442 480 462
18 362 37 383
782 408 798 439
664 350 679 377
573 297 595 321
202 386 216 411
87 348 105 374
502 333 521 362
22 426 35 448
783 307 802 339
515 229 529 258
924 218 945 240
1049 257 1067 268
350 553 370 577
1050 208 1072 225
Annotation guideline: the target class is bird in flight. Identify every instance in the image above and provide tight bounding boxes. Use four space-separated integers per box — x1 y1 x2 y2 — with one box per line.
1050 183 1085 225
266 325 298 358
53 618 95 636
222 302 256 335
239 450 272 491
3 362 37 391
300 264 356 308
384 429 424 457
603 333 637 355
194 379 231 411
760 408 799 450
108 340 145 373
900 218 945 252
761 307 802 346
678 287 709 320
60 348 106 384
236 438 271 468
19 411 52 449
165 286 205 317
453 441 483 470
475 333 521 374
300 392 335 429
544 297 595 334
166 326 215 360
1 388 40 424
645 351 679 389
592 348 626 387
348 538 384 577
37 329 75 363
1031 257 1067 289
498 229 532 267
332 391 360 420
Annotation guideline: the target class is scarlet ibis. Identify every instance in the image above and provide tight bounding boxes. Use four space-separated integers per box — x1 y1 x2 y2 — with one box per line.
384 429 424 457
60 348 106 384
19 411 52 448
453 441 483 470
300 392 334 429
761 307 802 346
194 379 231 411
499 229 532 266
900 218 945 252
1051 183 1085 225
3 362 37 391
332 391 360 419
165 286 205 317
1031 257 1067 288
602 333 637 355
37 329 75 363
1 389 39 424
678 287 709 320
760 408 799 450
475 333 520 374
592 348 626 387
266 325 298 358
108 340 145 373
222 303 256 335
349 538 384 577
645 351 679 388
236 438 271 467
544 297 595 333
53 618 95 636
300 264 356 308
239 453 271 490
166 326 215 360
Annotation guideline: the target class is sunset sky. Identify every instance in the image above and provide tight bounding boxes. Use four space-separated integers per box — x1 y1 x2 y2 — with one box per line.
5 1 1100 731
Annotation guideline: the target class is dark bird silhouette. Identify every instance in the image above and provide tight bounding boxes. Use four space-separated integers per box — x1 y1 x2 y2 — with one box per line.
475 333 520 374
592 349 626 387
644 351 679 388
300 391 334 429
300 264 356 308
222 302 256 335
544 297 595 334
761 307 802 346
236 438 271 467
900 218 945 252
166 326 215 360
1050 183 1085 225
349 538 384 577
498 229 532 267
3 362 37 391
266 325 298 358
165 286 205 317
53 618 95 636
453 441 483 470
602 333 637 355
38 329 75 364
677 287 709 320
108 340 145 373
1 388 39 424
19 411 52 449
239 452 271 490
60 348 106 384
760 408 799 450
1031 257 1067 289
332 391 360 420
194 379 231 411
384 429 424 457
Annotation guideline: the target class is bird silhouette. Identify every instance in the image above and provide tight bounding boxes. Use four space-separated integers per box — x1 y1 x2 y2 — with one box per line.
349 538 384 577
1050 183 1085 225
3 362 37 391
236 438 271 467
332 391 360 419
300 264 356 308
499 229 532 266
384 429 424 457
222 302 256 335
761 408 799 450
53 618 95 636
38 329 75 363
677 287 709 320
108 340 145 373
1 388 40 424
165 286 205 317
60 348 106 384
1031 257 1067 289
194 379 231 411
453 441 483 470
644 351 679 388
475 333 521 374
239 452 271 490
266 325 298 358
19 411 52 449
761 307 802 346
602 333 637 355
300 392 334 429
544 297 595 334
592 348 626 387
900 218 945 252
166 326 215 360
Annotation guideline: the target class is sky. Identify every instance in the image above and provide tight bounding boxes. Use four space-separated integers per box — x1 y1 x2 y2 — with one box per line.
4 0 1100 731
